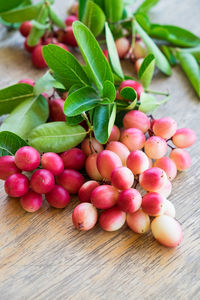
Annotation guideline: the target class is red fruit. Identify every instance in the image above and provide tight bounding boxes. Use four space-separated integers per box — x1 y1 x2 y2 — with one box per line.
106 141 130 166
15 146 40 172
72 203 98 231
127 150 149 175
127 210 150 234
97 150 122 181
120 128 146 151
154 157 177 181
108 125 120 142
45 185 70 208
56 43 70 52
24 38 41 53
32 45 47 69
85 153 103 181
139 167 167 192
111 166 134 190
78 180 99 203
172 128 197 148
19 21 32 37
63 26 77 47
170 148 191 171
119 80 144 100
0 156 21 180
4 174 29 197
18 79 35 86
123 110 150 133
144 136 168 159
65 15 78 26
103 49 109 61
30 169 55 194
99 207 126 231
153 117 177 140
117 188 142 213
91 185 119 209
41 152 64 176
81 137 104 156
20 190 42 212
60 148 86 170
115 37 130 58
57 169 84 194
142 192 165 216
49 98 66 122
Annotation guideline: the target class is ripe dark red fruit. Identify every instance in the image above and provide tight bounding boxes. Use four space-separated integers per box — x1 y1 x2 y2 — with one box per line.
4 173 29 198
60 148 86 170
0 156 21 180
32 45 47 69
20 190 43 212
24 38 41 53
63 26 77 47
19 21 32 37
45 185 70 208
72 203 98 231
78 180 99 203
57 169 84 194
65 15 78 26
99 207 126 231
41 152 64 176
49 98 66 122
30 169 55 194
15 146 40 172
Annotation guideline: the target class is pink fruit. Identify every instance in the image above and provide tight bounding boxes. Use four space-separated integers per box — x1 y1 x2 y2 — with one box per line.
0 156 21 180
127 210 150 234
117 188 142 213
20 190 42 212
142 192 165 216
123 110 150 133
72 203 98 231
156 179 172 198
4 173 29 197
108 125 120 142
18 79 35 86
139 167 167 192
63 26 77 47
65 15 78 26
30 169 55 194
163 199 176 218
106 141 130 166
32 45 47 68
57 169 84 194
153 117 177 140
119 80 144 100
151 215 182 248
144 136 168 159
78 180 99 203
132 40 148 59
127 150 149 175
154 157 177 181
134 58 144 73
91 185 119 209
45 184 70 208
170 149 191 171
97 150 122 181
120 128 146 151
85 153 103 181
172 128 197 148
15 146 40 172
19 21 32 37
99 207 126 231
111 166 134 190
60 148 86 170
115 37 130 58
81 137 104 156
49 98 66 122
41 152 64 176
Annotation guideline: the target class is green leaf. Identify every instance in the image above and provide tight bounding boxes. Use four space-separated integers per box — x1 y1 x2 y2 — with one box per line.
48 6 65 28
139 92 169 112
31 20 50 30
161 46 177 66
105 22 124 80
179 46 200 61
134 13 151 33
102 81 116 102
93 103 116 144
115 110 127 128
43 44 90 89
104 0 123 22
66 115 84 126
79 0 88 21
138 54 155 88
0 95 49 139
83 0 106 37
72 21 113 90
0 0 28 13
120 87 137 101
28 122 87 153
0 3 42 23
136 0 160 14
177 51 200 98
134 19 171 76
0 131 28 156
34 71 65 95
0 83 34 116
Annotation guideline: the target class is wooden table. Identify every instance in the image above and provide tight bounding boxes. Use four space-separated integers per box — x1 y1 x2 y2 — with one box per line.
0 1 200 299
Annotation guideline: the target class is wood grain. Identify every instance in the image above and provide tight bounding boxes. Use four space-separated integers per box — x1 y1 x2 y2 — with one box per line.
0 0 200 299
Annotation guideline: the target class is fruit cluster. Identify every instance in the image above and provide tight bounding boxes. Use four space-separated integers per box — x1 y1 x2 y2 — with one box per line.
0 108 196 248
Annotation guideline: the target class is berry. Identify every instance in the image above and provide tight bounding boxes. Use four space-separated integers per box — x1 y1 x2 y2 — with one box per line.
139 167 167 192
30 169 55 194
97 150 122 181
46 185 70 208
18 79 35 86
106 141 130 166
172 128 196 148
127 210 150 234
55 43 69 52
32 45 47 69
170 149 191 171
153 117 177 140
111 166 134 190
99 207 126 231
119 80 144 100
81 137 104 156
144 136 168 159
117 188 142 213
142 192 165 216
49 98 66 122
91 185 119 209
163 199 176 218
60 148 86 170
63 26 77 47
151 215 182 248
78 180 99 203
72 203 98 231
108 125 120 142
24 38 41 53
156 179 172 198
127 150 149 175
120 128 146 151
20 190 42 212
65 15 78 26
57 169 84 194
132 40 148 59
123 110 150 133
15 146 40 172
0 156 21 180
41 152 64 176
85 153 103 181
154 157 177 181
115 37 130 58
5 174 29 197
19 21 32 37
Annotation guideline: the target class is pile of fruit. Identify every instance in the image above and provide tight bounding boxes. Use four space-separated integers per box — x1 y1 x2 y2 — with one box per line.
0 110 196 248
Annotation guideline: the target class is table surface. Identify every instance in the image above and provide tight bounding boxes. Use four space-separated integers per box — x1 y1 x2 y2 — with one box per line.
0 1 200 299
